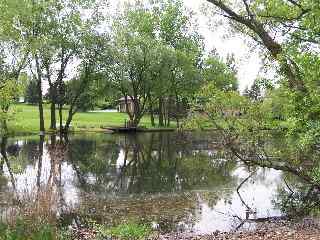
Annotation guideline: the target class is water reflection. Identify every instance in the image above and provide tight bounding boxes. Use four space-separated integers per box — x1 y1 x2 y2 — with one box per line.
0 132 297 233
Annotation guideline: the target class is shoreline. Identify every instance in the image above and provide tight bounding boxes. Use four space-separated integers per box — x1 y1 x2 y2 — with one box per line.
4 127 223 138
152 220 320 240
69 219 320 240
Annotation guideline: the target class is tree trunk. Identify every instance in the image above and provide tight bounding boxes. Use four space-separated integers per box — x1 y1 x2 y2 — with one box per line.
150 109 155 127
148 95 155 127
38 98 45 135
1 119 8 136
159 97 164 127
35 55 45 135
175 94 180 129
50 102 56 130
59 104 63 134
65 105 75 133
166 97 171 127
133 99 140 127
124 96 134 124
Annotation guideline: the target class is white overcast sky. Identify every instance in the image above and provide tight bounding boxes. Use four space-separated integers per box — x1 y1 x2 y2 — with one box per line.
183 0 262 91
108 0 263 91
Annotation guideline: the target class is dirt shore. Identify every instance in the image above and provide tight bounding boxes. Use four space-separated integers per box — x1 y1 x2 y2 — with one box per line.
154 220 320 240
72 219 320 239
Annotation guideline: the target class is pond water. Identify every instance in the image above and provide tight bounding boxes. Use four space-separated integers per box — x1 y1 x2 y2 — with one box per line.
0 132 293 234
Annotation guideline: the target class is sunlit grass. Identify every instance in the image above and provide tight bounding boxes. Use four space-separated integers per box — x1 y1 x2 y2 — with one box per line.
7 104 165 135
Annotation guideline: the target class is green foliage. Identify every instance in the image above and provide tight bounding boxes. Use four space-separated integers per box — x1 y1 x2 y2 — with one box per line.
107 223 152 240
24 80 39 104
0 220 55 240
100 0 238 128
87 219 152 240
202 56 238 91
190 82 248 130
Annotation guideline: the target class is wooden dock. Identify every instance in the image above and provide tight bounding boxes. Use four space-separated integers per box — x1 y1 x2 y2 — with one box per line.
104 127 175 133
106 127 139 133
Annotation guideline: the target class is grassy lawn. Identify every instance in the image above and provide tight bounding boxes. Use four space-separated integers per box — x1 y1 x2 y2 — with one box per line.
7 104 164 135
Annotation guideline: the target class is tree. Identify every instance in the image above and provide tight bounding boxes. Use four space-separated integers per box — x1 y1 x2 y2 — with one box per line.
204 0 320 133
104 0 204 128
199 0 320 186
202 55 238 91
0 44 27 136
0 0 29 135
24 79 39 104
245 79 262 101
105 2 161 127
1 0 104 134
156 0 203 127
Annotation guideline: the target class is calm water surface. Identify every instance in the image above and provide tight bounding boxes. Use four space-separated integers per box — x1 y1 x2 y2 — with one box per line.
0 132 288 234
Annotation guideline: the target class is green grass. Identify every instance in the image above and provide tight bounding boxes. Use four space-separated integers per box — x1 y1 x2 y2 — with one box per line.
0 220 56 240
0 220 152 240
8 104 169 135
91 221 152 240
107 223 152 240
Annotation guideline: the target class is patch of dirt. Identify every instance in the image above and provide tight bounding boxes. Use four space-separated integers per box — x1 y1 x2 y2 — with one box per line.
153 220 320 240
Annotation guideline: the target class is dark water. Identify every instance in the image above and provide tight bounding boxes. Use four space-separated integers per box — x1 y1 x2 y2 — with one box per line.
0 132 291 234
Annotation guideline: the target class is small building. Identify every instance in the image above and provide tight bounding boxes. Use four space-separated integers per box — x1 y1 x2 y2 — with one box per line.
118 97 134 113
18 97 25 103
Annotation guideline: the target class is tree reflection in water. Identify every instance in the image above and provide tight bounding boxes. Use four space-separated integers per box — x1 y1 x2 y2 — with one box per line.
0 132 316 234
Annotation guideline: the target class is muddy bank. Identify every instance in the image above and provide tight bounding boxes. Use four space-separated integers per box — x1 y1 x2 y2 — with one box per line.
153 220 320 240
70 219 320 239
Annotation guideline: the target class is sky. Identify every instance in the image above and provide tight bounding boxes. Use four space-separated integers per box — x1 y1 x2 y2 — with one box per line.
183 0 262 92
109 0 263 92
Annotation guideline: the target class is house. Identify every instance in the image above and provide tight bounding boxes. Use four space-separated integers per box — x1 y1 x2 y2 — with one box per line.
118 97 135 113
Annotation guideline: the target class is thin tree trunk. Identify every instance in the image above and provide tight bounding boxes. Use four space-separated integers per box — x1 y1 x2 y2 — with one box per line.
45 61 56 131
167 97 171 127
50 102 56 130
175 94 180 129
148 95 155 127
65 105 76 132
38 97 45 135
150 109 155 127
164 99 167 127
124 96 134 124
159 97 164 127
1 119 8 136
59 104 63 134
35 55 45 135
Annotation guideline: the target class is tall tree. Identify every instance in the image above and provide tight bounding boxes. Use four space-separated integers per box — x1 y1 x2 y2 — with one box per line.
105 3 160 127
204 0 320 140
1 0 103 134
104 0 203 128
157 0 203 127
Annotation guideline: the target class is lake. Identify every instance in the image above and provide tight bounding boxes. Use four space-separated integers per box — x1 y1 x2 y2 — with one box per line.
0 132 298 234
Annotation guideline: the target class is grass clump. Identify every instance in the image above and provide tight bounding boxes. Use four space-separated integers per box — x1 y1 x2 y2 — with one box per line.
90 220 152 240
0 219 55 240
108 222 152 240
